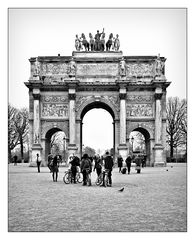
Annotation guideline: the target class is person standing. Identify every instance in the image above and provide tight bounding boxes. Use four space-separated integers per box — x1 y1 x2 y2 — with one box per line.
69 156 80 183
36 153 41 173
93 155 102 177
13 155 18 166
80 154 92 186
117 155 123 173
52 155 60 182
125 154 133 174
47 152 53 172
100 151 114 187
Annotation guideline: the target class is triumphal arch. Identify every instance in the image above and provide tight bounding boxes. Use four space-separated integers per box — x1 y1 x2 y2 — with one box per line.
25 35 170 167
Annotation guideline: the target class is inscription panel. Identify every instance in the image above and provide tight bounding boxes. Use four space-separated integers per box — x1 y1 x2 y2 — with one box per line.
41 63 69 75
77 63 118 76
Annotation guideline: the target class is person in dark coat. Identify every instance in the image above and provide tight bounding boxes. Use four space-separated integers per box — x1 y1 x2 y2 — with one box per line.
100 151 114 187
80 154 92 186
36 153 41 173
47 152 53 172
13 155 18 166
52 155 60 182
117 155 123 173
125 154 133 174
69 156 80 183
93 155 102 177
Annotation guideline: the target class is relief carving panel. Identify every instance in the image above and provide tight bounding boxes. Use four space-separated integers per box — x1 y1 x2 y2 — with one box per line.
41 63 69 75
41 95 69 118
126 63 155 78
126 104 153 117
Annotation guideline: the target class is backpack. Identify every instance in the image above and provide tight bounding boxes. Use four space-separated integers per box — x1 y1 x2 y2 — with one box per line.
121 167 127 174
83 159 90 169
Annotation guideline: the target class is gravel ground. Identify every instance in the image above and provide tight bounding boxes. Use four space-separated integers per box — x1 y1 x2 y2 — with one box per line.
8 163 187 232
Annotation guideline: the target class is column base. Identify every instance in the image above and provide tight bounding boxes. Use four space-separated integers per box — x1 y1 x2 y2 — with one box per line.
30 144 43 167
153 144 166 167
118 144 128 161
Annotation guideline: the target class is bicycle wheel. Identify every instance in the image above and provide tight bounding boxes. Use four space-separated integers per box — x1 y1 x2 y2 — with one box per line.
63 172 71 184
95 174 102 186
76 172 83 183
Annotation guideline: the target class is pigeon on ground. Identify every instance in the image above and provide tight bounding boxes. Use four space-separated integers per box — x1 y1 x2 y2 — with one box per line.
171 166 173 168
166 169 169 171
118 187 124 192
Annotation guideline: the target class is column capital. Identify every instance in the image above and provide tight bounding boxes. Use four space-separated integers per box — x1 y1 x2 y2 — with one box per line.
32 88 41 100
119 93 127 100
154 87 163 100
69 93 76 100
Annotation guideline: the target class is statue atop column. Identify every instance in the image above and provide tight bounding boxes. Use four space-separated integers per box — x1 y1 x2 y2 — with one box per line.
119 57 126 76
155 54 164 77
68 57 76 77
34 57 40 76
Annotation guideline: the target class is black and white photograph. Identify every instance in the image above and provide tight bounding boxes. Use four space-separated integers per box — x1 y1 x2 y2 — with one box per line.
4 3 192 236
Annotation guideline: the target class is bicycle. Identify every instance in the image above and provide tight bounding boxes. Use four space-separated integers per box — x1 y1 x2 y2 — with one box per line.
63 169 83 184
95 169 109 186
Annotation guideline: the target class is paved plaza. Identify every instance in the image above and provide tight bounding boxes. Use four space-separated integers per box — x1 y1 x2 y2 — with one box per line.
8 163 187 232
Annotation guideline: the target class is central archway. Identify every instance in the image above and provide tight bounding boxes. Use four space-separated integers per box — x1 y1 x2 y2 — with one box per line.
80 101 116 159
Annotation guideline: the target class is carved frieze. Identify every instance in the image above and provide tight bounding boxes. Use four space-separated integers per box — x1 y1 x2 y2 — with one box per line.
126 104 153 117
127 95 153 103
41 63 69 75
77 63 118 76
126 63 155 78
42 103 68 117
41 95 69 118
42 96 68 103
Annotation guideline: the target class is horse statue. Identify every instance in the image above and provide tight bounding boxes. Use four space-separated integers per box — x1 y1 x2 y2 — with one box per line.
106 33 113 51
81 33 89 51
114 34 120 51
89 33 95 51
75 35 82 51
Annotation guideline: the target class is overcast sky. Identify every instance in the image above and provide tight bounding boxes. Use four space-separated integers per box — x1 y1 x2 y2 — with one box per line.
8 8 186 151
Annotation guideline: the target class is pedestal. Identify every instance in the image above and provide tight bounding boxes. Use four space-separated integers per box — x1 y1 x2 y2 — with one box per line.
118 144 128 161
29 143 43 167
153 144 165 167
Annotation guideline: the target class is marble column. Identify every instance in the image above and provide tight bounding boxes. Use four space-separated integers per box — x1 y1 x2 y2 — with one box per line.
118 88 128 160
68 88 78 155
30 88 42 166
153 87 165 166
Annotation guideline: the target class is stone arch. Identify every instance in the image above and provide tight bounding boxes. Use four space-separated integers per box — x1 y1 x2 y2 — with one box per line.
41 121 69 140
77 98 117 159
76 96 119 120
128 126 152 166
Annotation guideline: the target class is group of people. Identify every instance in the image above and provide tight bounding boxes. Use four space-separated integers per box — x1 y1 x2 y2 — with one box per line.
46 151 114 186
117 153 146 174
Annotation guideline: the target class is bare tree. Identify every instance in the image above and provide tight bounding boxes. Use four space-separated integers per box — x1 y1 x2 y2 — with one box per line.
14 108 29 161
83 146 96 157
8 104 19 162
166 97 187 160
50 131 65 155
